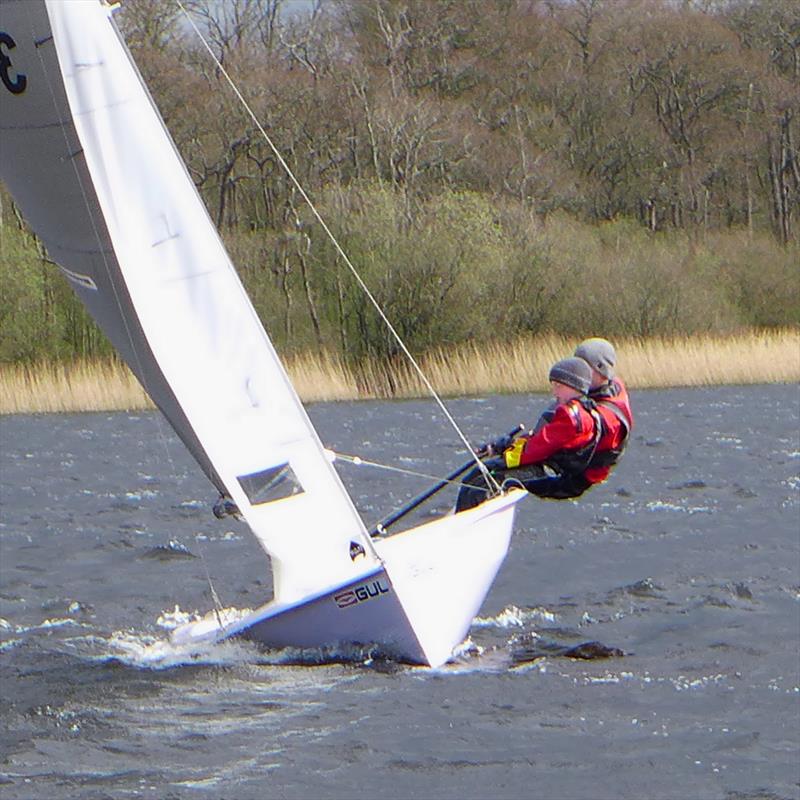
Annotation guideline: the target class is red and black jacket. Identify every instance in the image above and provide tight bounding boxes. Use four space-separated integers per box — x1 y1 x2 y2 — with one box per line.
503 397 603 479
584 378 633 483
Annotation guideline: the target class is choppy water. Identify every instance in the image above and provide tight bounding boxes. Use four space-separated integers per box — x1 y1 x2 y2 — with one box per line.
1 385 798 800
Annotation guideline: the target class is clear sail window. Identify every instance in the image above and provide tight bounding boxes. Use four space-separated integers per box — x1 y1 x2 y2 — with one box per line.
237 463 304 505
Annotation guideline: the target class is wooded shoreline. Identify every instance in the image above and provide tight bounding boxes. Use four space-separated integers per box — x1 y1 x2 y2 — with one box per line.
1 330 797 415
3 1 798 373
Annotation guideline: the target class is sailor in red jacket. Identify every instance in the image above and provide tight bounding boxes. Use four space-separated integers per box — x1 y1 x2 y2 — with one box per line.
455 357 603 512
574 337 633 485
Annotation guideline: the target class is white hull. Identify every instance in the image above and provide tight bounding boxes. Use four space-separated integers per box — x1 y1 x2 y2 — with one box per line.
172 490 526 667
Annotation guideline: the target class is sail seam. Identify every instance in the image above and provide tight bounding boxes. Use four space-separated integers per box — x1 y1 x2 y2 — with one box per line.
42 244 113 256
151 234 180 247
0 121 76 130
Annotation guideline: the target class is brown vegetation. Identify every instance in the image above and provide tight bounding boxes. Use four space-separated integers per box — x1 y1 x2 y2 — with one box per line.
117 0 799 242
1 330 797 414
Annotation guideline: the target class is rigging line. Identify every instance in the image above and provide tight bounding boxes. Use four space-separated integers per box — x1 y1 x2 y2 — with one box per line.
199 551 225 630
174 0 500 495
334 451 476 487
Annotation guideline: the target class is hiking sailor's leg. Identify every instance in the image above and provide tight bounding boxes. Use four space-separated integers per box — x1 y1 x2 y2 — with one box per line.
521 472 592 500
455 469 490 512
455 457 505 512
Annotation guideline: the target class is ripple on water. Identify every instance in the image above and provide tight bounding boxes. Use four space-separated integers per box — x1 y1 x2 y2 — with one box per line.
140 540 196 560
2 387 798 798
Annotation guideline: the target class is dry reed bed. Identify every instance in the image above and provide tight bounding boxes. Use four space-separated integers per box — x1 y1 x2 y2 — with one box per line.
1 330 797 415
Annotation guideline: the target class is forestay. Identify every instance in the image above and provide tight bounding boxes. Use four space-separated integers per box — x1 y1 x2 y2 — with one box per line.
0 0 377 602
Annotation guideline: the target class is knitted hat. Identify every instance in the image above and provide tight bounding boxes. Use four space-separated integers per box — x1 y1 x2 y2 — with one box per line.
575 337 616 379
548 357 592 394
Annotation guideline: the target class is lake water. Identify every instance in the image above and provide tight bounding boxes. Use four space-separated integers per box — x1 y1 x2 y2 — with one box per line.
1 385 798 800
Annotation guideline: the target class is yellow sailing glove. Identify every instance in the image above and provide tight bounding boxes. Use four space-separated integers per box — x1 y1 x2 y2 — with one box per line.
504 436 527 468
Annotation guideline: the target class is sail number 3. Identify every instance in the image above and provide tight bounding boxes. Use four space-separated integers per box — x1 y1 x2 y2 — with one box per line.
0 32 27 95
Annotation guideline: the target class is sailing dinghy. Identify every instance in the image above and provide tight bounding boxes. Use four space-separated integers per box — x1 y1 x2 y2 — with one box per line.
0 0 526 668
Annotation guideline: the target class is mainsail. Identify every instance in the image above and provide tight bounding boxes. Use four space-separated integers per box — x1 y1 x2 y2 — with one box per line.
0 0 377 602
1 0 527 668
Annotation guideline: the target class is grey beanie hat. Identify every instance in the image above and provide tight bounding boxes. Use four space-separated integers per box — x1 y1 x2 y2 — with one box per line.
575 337 616 379
548 357 592 394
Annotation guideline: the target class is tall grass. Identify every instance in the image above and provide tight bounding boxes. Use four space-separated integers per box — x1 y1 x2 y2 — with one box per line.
0 359 150 414
0 330 797 415
412 329 800 397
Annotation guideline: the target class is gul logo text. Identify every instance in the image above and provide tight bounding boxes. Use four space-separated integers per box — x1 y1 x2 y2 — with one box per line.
334 579 390 609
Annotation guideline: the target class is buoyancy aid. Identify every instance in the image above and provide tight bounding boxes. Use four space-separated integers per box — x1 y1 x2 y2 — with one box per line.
503 397 602 478
543 397 604 476
587 379 633 471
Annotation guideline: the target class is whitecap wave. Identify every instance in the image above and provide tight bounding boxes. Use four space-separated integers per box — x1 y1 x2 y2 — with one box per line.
646 500 713 514
4 616 90 635
104 628 257 669
474 604 556 628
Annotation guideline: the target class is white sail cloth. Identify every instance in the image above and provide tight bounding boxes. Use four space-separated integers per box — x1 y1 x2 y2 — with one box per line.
0 0 376 602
